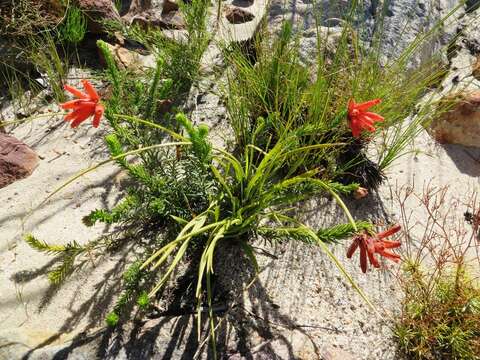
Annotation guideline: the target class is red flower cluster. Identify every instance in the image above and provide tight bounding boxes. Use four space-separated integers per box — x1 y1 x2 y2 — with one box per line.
347 98 384 137
347 225 401 273
60 80 104 128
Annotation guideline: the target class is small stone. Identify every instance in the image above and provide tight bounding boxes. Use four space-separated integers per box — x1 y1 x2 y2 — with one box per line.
225 7 255 24
0 134 39 189
353 187 369 200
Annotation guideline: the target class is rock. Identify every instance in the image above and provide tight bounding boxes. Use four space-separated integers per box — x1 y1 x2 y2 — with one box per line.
159 10 185 29
322 347 356 360
122 0 153 19
429 91 480 147
130 10 186 30
472 56 480 80
99 42 156 71
77 0 122 34
225 7 255 24
0 134 39 188
162 0 179 13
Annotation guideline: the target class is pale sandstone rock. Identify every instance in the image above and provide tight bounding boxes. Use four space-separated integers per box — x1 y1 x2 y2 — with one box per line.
429 91 480 147
99 42 156 71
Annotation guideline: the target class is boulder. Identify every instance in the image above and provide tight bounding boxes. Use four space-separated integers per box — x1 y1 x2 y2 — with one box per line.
225 7 255 24
77 0 122 34
429 91 480 147
162 0 179 13
0 134 39 188
99 42 156 71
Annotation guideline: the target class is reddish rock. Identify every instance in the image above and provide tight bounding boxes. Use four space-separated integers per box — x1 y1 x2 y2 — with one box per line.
77 0 122 34
225 7 255 24
162 0 179 14
429 91 480 147
0 134 39 188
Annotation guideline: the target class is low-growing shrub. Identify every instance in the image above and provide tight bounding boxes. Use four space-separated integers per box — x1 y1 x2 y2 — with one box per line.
18 1 466 357
396 262 480 360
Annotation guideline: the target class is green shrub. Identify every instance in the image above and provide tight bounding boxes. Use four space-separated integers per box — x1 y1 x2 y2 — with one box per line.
395 262 480 360
22 1 464 358
59 5 87 44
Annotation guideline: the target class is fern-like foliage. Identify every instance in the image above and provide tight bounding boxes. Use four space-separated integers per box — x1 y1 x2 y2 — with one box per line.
259 221 372 244
25 234 86 284
176 113 212 165
25 234 67 254
316 221 373 243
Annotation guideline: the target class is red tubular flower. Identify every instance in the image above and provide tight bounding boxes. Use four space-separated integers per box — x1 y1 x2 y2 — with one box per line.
60 80 104 128
347 98 384 137
346 225 402 273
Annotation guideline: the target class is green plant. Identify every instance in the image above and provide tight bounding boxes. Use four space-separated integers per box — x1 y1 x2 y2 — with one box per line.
394 185 480 359
395 262 480 360
59 5 87 44
0 0 63 37
27 31 69 102
224 17 453 190
21 1 467 358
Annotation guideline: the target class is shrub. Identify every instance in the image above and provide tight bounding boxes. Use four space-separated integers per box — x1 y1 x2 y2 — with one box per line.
21 1 464 357
394 184 480 359
395 262 480 360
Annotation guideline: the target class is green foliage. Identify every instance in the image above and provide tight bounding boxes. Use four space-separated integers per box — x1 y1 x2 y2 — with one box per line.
25 234 85 284
395 262 480 360
176 113 212 164
105 312 119 327
225 16 451 188
22 1 465 357
137 292 150 310
59 6 87 44
27 31 69 102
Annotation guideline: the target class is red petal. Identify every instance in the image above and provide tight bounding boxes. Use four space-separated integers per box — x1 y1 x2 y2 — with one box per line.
347 238 360 258
349 119 362 137
358 118 376 132
60 99 95 110
81 79 100 102
64 84 89 99
65 103 96 127
365 237 375 254
360 242 368 273
348 99 356 114
64 108 83 121
377 249 401 262
367 250 380 268
60 99 89 110
377 225 401 239
71 110 94 128
92 104 104 128
363 112 384 122
380 240 401 249
358 116 375 125
356 99 381 112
